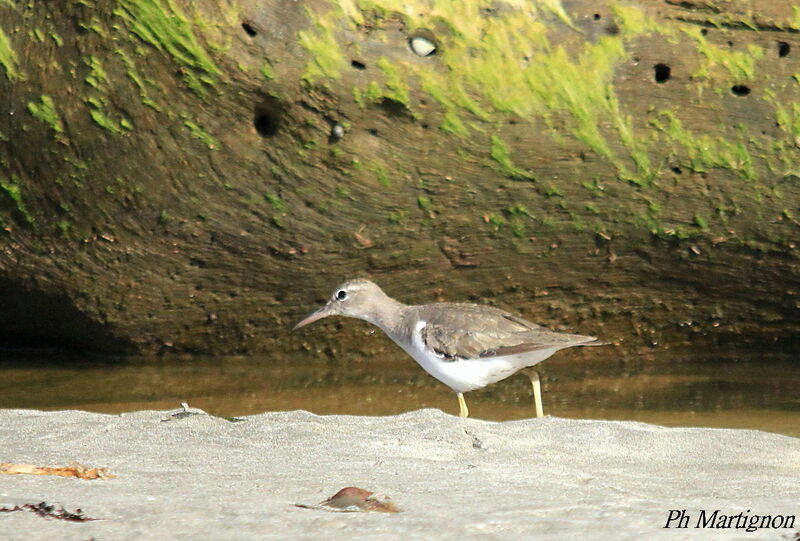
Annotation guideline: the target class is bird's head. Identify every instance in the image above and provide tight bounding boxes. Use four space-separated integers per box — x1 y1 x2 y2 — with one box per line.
293 279 387 330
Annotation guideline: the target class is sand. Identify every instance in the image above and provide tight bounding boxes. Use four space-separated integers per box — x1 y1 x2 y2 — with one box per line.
0 407 797 540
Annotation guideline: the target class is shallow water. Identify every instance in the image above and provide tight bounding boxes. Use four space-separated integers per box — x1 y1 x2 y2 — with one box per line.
0 347 797 437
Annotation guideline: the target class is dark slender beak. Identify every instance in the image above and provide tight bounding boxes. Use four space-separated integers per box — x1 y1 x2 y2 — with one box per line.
292 303 333 331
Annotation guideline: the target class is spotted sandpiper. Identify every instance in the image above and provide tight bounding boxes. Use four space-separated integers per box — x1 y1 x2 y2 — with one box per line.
293 279 603 418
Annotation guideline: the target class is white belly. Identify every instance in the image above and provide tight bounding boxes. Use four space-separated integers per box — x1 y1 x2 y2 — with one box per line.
392 321 560 394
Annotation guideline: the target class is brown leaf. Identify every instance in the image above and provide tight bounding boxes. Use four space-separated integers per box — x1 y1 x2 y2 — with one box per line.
354 232 373 248
298 487 400 513
0 462 115 480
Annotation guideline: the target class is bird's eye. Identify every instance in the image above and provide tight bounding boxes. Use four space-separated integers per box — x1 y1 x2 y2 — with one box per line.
336 289 347 301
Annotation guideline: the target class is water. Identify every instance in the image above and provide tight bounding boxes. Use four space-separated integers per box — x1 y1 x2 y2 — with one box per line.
0 348 797 437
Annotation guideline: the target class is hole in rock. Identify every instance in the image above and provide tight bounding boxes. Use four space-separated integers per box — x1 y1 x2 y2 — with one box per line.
241 22 257 37
654 63 671 83
377 97 410 118
253 95 284 137
730 85 751 96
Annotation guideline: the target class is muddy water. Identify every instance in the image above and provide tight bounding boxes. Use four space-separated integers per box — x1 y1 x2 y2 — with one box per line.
0 348 797 437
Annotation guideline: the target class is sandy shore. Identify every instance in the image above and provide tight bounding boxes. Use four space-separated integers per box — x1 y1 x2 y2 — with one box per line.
0 408 797 540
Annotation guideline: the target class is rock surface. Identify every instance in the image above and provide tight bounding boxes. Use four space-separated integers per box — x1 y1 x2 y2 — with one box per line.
1 1 799 355
0 408 797 540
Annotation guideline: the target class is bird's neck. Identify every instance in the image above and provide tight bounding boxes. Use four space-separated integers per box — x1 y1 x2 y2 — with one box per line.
361 296 407 338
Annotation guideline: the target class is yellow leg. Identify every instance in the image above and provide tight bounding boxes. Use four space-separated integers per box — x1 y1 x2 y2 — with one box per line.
522 369 544 418
457 392 469 418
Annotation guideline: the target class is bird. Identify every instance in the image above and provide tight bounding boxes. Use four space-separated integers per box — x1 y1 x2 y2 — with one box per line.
293 279 604 418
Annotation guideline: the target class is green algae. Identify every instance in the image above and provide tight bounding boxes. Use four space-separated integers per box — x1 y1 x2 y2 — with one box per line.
417 195 432 211
115 0 220 93
417 70 482 135
260 63 274 79
684 27 764 82
504 204 536 237
298 6 345 83
376 56 410 105
581 178 606 197
352 86 365 107
693 215 709 229
183 119 216 149
490 135 533 180
80 17 109 38
484 212 507 234
767 90 800 137
27 95 63 134
56 220 72 236
0 175 34 225
440 110 468 137
89 103 123 135
116 49 161 110
611 3 663 38
368 161 390 186
265 193 287 212
362 81 383 103
0 27 22 81
84 60 133 134
84 56 109 88
307 0 663 185
116 49 144 89
651 111 756 181
541 185 563 198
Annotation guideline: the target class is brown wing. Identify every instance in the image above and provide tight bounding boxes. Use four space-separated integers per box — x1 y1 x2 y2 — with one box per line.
415 303 598 361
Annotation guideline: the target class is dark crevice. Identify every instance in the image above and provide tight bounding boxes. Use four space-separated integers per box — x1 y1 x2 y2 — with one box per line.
0 278 133 354
654 63 671 83
253 95 284 137
671 1 722 14
670 16 800 33
377 97 412 118
778 41 790 57
351 60 366 70
730 84 751 96
241 22 257 37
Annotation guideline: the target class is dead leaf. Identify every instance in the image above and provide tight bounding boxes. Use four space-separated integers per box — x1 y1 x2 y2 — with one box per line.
354 232 373 248
0 462 115 480
296 487 400 513
322 487 399 512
